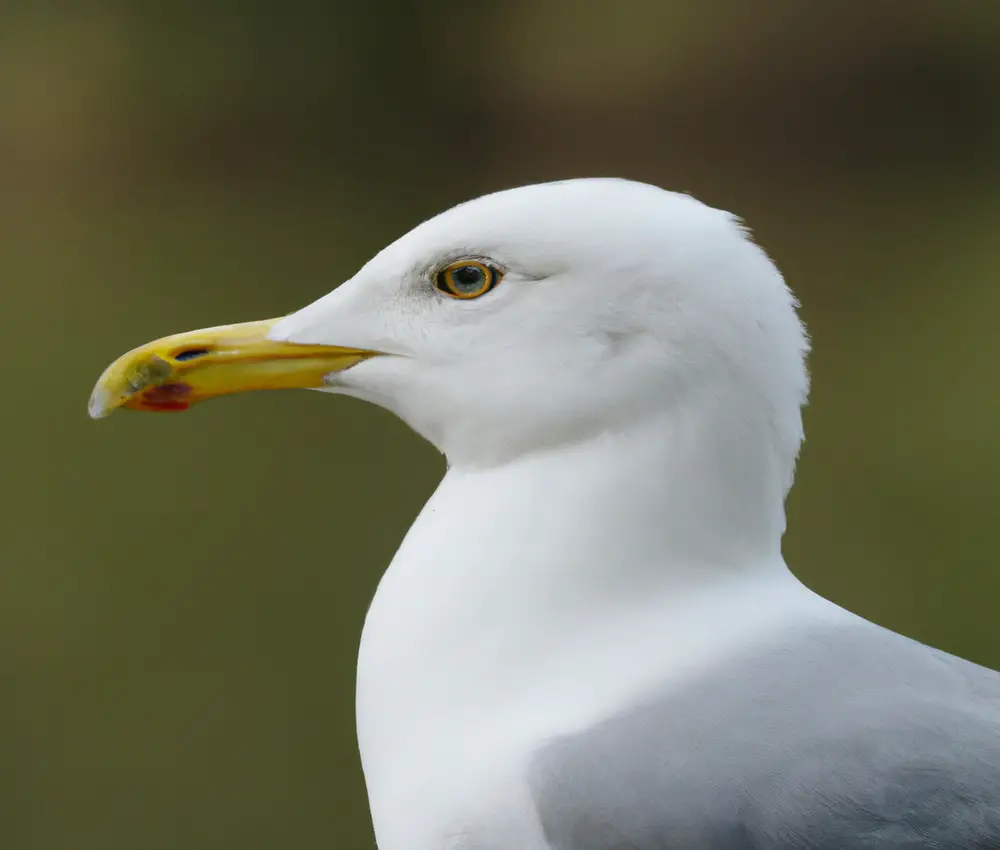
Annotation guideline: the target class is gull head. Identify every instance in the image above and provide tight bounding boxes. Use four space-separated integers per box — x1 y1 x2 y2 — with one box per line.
90 178 809 479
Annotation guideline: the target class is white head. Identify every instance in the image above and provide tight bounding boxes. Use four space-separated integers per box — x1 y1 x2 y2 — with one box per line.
271 178 809 478
91 179 809 548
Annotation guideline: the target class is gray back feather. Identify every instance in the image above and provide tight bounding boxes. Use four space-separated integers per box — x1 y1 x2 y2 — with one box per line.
530 621 1000 849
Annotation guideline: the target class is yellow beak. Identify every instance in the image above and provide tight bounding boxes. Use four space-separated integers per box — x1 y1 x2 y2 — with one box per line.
88 318 379 419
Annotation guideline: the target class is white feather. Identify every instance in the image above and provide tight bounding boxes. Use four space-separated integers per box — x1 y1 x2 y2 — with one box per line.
270 179 819 849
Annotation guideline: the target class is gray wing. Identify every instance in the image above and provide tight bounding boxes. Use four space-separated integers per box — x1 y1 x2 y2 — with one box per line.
530 619 1000 849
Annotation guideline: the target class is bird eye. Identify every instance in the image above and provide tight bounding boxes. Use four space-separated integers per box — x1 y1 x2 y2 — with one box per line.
435 260 501 300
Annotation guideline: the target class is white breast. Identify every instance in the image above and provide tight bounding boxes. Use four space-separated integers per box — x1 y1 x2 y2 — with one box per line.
354 434 833 850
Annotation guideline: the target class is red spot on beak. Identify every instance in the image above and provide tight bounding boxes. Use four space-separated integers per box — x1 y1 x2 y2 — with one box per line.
141 383 192 412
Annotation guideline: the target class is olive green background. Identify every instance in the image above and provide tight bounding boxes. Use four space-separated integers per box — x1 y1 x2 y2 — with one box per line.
3 1 1000 847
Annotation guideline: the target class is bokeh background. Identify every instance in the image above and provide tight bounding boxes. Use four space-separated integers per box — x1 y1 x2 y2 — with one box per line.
4 1 1000 847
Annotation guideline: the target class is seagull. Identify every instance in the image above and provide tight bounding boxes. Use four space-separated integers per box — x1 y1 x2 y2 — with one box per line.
90 178 1000 849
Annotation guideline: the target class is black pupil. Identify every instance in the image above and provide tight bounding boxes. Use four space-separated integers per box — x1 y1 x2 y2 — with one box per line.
452 265 486 291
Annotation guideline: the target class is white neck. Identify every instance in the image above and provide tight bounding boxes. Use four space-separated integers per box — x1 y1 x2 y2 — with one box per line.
355 402 822 848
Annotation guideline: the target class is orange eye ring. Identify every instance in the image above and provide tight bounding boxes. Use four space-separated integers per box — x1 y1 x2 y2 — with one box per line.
435 260 502 299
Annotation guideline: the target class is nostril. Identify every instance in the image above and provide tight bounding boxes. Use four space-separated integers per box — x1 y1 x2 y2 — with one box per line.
174 347 211 362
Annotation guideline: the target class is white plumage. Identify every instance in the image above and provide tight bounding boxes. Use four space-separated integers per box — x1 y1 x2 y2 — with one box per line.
101 178 1000 849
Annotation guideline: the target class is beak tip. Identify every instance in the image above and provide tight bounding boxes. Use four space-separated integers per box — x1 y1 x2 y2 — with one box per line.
87 386 116 420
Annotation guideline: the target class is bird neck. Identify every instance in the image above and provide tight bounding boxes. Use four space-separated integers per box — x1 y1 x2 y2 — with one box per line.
356 401 811 815
441 390 793 580
361 398 796 683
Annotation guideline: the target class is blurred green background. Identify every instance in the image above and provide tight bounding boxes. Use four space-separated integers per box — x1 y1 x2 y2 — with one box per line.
3 1 1000 847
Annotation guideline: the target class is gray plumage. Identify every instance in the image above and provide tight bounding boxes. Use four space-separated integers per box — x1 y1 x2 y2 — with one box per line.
530 620 1000 849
